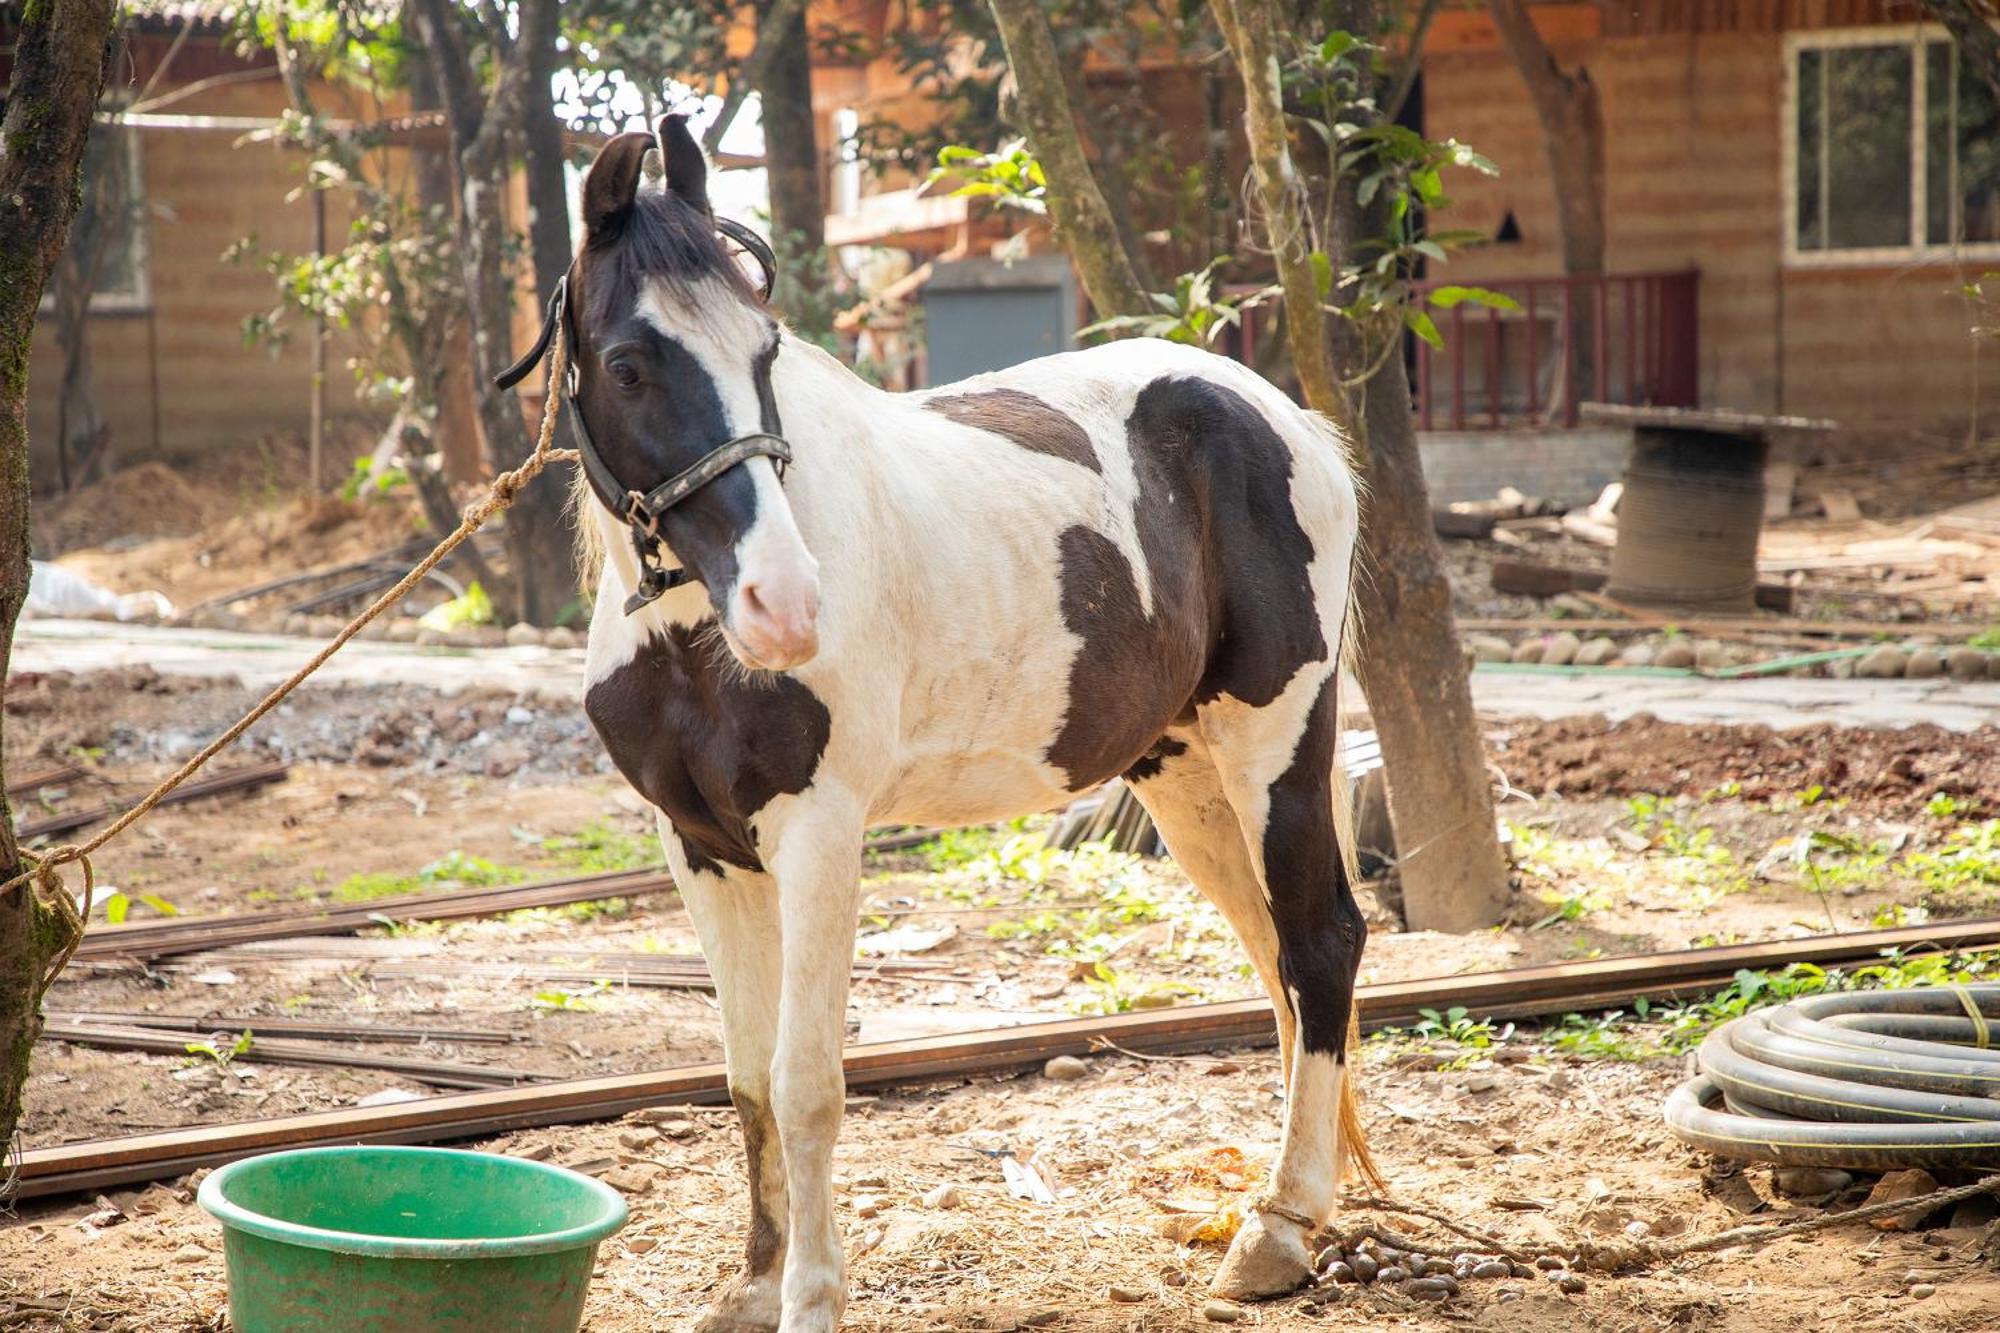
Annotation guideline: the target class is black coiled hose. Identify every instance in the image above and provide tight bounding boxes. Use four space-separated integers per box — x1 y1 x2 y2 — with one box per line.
1665 986 2000 1171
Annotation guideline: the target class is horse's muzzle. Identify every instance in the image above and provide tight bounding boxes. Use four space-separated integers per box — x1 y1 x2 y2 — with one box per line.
728 574 820 670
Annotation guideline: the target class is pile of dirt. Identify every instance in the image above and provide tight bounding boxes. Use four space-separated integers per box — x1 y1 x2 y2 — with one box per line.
51 490 426 611
1492 714 2000 811
36 461 211 551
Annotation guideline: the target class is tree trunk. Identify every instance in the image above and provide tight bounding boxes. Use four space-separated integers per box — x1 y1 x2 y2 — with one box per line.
0 0 119 1155
1215 0 1512 931
1347 357 1513 931
985 0 1151 320
1488 0 1604 276
413 0 570 625
514 0 583 624
758 0 830 328
701 0 814 155
1924 0 2000 108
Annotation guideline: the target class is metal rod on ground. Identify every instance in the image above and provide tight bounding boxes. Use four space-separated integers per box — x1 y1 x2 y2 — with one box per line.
26 922 2000 1198
19 760 290 841
38 1022 539 1090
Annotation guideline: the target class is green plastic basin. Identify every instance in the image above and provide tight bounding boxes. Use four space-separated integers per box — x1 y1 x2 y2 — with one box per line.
197 1145 628 1333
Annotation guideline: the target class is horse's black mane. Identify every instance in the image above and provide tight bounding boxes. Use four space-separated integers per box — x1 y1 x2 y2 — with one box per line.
580 186 760 330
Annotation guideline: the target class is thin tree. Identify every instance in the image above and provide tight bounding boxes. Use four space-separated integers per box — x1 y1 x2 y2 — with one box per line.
1211 0 1513 931
1923 0 2000 108
984 0 1511 928
984 0 1151 319
0 0 121 1159
411 0 580 626
1488 0 1604 276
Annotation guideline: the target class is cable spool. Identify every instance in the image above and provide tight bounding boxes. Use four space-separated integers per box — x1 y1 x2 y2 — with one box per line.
1605 426 1766 612
1666 986 2000 1171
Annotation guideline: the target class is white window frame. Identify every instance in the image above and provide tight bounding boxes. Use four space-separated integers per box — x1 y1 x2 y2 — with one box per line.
39 115 153 315
1782 23 2000 268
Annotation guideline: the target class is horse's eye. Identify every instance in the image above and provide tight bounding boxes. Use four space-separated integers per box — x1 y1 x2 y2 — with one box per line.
608 360 641 389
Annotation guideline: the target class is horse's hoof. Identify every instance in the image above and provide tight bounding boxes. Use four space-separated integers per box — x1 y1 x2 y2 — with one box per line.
1210 1210 1314 1300
694 1275 782 1333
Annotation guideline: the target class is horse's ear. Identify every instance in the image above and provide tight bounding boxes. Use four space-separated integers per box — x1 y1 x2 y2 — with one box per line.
656 113 711 216
582 131 654 235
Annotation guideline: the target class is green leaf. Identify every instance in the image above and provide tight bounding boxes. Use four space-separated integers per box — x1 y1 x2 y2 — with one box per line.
1309 251 1334 300
1428 285 1521 312
105 892 130 926
136 893 181 918
1404 306 1444 349
1413 239 1449 264
1318 30 1360 61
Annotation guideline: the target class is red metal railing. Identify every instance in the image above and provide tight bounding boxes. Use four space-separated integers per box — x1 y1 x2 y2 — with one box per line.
1225 268 1699 430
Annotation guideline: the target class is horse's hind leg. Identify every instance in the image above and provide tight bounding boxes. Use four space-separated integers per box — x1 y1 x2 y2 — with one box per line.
1196 665 1368 1300
1124 732 1297 1077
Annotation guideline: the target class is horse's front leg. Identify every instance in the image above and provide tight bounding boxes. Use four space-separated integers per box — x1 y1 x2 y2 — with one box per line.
662 823 789 1333
766 793 864 1333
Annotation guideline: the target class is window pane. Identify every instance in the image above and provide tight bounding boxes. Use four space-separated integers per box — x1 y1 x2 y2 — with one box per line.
1797 43 1913 251
1930 41 2000 245
1798 49 1824 247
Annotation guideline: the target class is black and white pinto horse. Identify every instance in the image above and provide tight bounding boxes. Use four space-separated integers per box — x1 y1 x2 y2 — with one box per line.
514 117 1372 1332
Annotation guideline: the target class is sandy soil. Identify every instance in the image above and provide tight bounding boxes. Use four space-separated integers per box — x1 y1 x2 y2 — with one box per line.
8 1044 1999 1331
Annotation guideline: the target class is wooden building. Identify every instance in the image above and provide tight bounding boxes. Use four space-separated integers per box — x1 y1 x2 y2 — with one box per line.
803 0 2000 457
1415 1 2000 445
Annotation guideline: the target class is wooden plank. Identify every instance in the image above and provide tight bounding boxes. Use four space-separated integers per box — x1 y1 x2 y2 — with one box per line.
19 760 290 841
7 762 85 799
25 912 2000 1199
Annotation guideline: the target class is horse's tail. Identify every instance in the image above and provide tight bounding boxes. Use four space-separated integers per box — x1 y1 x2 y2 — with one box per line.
1331 574 1384 1194
1316 411 1383 1193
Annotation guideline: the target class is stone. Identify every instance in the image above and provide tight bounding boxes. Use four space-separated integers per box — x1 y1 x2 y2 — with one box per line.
386 619 421 643
1202 1299 1245 1323
617 1127 661 1151
1864 1168 1944 1230
852 1194 886 1218
1905 650 1944 680
1773 1166 1853 1198
1910 1283 1937 1300
1573 637 1618 667
505 622 543 647
1107 1285 1149 1303
922 1182 962 1210
189 606 244 632
1828 655 1857 679
1043 1055 1089 1081
171 1242 208 1265
1947 648 1990 682
281 613 310 637
544 625 583 649
415 628 449 649
1694 640 1731 670
1615 642 1655 668
1468 635 1512 664
1656 641 1696 669
1856 646 1910 679
1542 632 1582 666
625 1235 659 1255
1510 640 1545 665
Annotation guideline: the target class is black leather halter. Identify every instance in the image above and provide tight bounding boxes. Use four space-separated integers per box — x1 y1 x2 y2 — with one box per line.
494 218 794 616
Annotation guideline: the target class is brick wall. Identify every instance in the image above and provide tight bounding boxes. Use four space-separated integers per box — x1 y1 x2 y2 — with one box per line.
1418 427 1629 506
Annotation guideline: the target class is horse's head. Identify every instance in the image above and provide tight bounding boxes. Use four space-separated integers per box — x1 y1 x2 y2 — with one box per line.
569 115 820 671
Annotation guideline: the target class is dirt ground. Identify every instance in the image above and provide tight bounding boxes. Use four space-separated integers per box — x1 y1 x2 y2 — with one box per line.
7 667 2000 1328
10 449 2000 1329
9 1045 2000 1331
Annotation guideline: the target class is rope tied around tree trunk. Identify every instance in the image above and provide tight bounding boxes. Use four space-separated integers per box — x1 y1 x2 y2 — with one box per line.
0 332 576 986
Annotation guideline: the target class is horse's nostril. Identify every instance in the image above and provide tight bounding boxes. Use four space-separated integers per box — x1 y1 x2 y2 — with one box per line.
740 582 770 617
